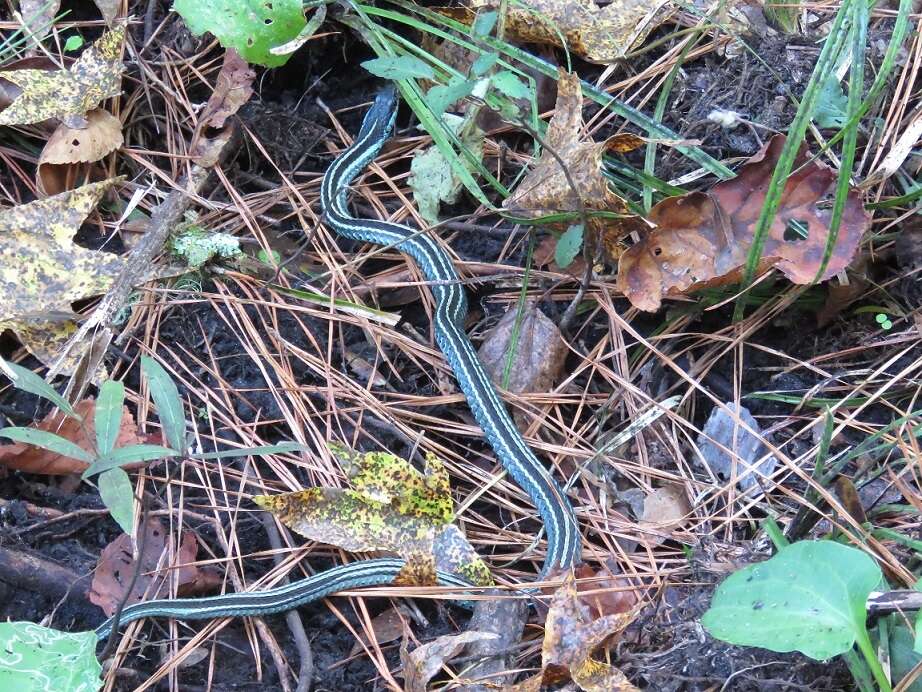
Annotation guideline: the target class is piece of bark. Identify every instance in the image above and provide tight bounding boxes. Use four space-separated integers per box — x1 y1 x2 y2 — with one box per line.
458 594 527 691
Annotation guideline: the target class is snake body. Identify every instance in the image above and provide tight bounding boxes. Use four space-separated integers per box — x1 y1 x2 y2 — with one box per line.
95 87 579 640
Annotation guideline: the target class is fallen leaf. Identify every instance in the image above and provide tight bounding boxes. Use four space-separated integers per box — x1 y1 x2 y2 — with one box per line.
0 398 142 475
400 629 498 692
439 0 669 64
253 443 493 587
409 113 485 224
514 573 640 691
478 302 567 431
639 483 691 546
572 563 640 619
0 24 124 127
20 0 62 47
37 108 123 195
534 233 589 278
199 49 255 130
834 475 867 525
350 607 406 657
92 0 118 22
695 403 777 497
617 135 871 311
502 70 647 247
0 179 129 369
89 517 221 616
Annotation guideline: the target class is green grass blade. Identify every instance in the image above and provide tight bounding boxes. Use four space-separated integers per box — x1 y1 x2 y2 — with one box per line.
733 0 853 320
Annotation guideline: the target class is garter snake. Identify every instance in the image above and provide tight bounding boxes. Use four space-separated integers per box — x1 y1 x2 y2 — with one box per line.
95 86 579 640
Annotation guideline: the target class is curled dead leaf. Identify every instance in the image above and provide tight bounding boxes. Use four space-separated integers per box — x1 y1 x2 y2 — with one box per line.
617 135 871 311
400 629 498 692
37 108 123 195
199 49 255 130
89 517 221 616
503 70 648 246
539 573 641 691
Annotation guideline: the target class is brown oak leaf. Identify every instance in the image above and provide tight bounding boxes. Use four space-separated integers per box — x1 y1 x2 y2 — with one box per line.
617 134 870 311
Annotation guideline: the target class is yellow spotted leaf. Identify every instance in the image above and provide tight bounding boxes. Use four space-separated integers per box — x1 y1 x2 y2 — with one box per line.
502 70 648 247
0 24 124 127
0 179 128 369
439 0 668 64
253 445 493 586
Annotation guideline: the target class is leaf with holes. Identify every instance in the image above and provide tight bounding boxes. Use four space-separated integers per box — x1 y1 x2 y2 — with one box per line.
616 135 871 311
173 0 307 68
0 179 130 371
702 540 882 660
0 622 101 691
253 443 493 587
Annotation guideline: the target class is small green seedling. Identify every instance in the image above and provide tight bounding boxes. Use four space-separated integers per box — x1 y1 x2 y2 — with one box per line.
876 313 893 330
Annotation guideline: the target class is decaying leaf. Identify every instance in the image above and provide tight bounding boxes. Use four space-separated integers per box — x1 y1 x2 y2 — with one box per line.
0 398 142 475
0 179 130 368
695 403 777 497
617 135 870 311
440 0 669 64
89 517 221 616
199 49 255 130
253 443 493 587
502 70 646 247
20 0 62 47
0 24 124 128
478 302 567 430
37 108 123 195
525 573 641 691
400 629 498 692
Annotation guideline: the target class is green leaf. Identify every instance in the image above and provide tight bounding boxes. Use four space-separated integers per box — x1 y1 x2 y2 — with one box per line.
426 79 476 117
361 55 435 80
471 52 498 78
172 0 307 68
83 444 178 478
408 114 485 224
554 224 584 268
701 540 881 660
490 70 531 100
0 358 76 417
815 72 848 128
891 621 922 691
98 467 134 534
63 35 85 52
94 380 125 456
0 427 94 463
0 622 101 691
471 11 497 37
141 356 186 453
189 441 309 460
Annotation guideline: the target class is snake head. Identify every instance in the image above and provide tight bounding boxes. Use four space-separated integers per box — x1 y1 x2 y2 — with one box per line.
357 83 399 142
